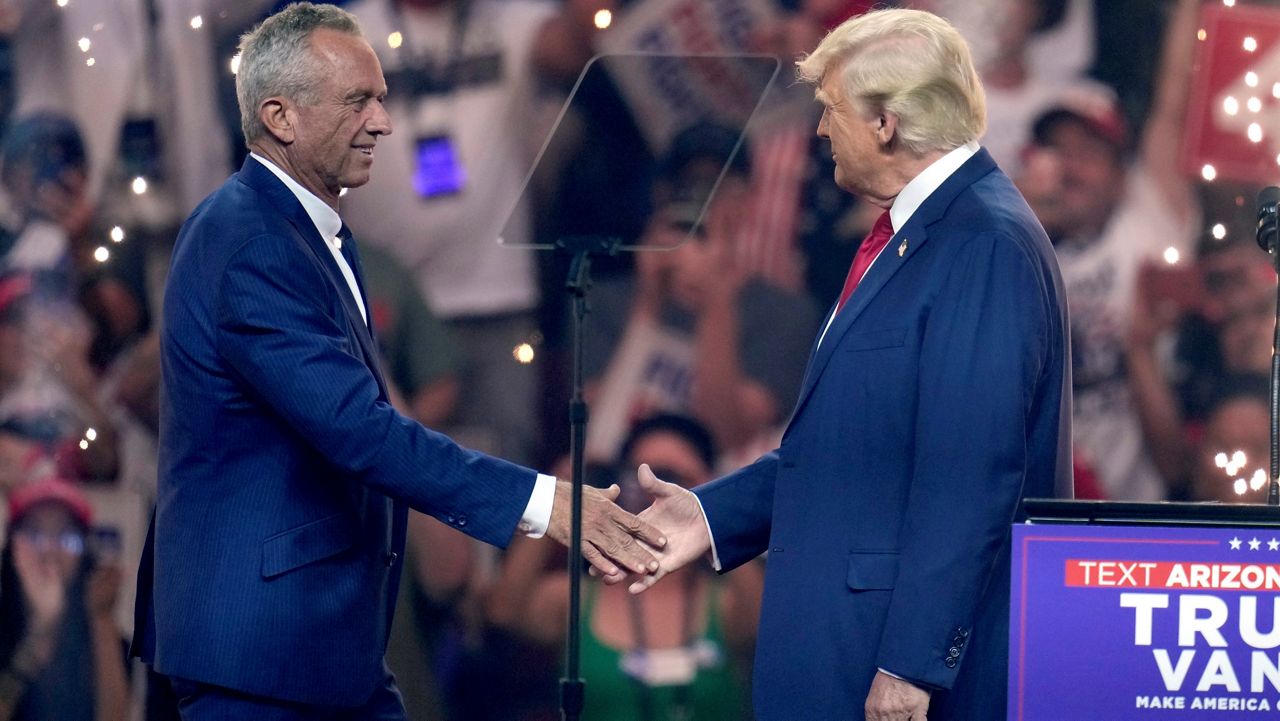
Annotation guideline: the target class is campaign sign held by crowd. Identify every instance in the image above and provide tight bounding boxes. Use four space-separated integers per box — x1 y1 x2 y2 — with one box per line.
1011 523 1280 718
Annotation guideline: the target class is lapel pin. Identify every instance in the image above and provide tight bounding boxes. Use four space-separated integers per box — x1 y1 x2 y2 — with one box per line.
898 238 908 257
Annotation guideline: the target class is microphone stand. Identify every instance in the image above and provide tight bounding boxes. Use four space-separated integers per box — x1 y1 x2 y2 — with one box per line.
556 234 621 721
1255 188 1280 506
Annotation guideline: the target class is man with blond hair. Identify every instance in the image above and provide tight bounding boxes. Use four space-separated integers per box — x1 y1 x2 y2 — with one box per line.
628 8 1072 720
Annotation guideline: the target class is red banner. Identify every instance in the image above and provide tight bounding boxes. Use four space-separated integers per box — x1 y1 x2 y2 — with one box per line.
1185 3 1280 185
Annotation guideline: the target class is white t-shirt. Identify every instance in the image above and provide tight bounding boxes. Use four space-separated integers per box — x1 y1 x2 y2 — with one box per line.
342 0 555 318
1055 166 1196 501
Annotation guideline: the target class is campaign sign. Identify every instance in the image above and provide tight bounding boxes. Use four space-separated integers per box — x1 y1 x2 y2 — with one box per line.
595 0 779 153
1184 3 1280 185
1011 523 1280 719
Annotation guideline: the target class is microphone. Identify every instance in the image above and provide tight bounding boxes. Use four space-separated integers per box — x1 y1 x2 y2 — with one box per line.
1257 186 1280 253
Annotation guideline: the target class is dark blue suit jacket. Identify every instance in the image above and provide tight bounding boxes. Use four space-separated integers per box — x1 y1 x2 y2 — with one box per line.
132 158 537 706
695 149 1072 720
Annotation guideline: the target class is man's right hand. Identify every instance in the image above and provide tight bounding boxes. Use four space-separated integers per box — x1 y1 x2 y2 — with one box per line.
545 480 667 584
625 464 712 594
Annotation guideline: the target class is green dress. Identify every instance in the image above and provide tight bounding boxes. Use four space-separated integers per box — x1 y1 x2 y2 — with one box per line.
578 581 751 721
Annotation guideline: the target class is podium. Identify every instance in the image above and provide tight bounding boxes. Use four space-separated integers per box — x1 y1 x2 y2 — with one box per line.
1010 500 1280 719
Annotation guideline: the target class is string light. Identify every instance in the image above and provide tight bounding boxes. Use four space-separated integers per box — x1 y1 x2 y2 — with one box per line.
1244 36 1258 52
1216 452 1230 468
1249 122 1264 143
85 427 97 441
1251 470 1268 491
594 9 612 29
1212 223 1227 240
387 31 403 49
1248 97 1262 113
55 0 68 7
513 343 535 364
229 54 241 75
189 15 203 29
1198 28 1208 41
85 57 95 67
1247 72 1259 88
339 187 349 197
93 246 109 263
79 439 89 450
1202 164 1217 181
1163 247 1181 265
109 226 125 243
1225 0 1237 8
1236 478 1248 495
1224 96 1240 115
77 37 90 52
132 176 148 195
92 22 103 32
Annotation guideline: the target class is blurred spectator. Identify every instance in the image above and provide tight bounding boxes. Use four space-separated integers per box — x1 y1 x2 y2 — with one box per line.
364 243 462 431
0 477 127 721
583 124 821 464
1016 0 1201 501
1127 227 1276 497
1187 382 1272 504
341 0 598 464
1 113 153 375
0 272 118 484
0 114 90 277
490 414 762 721
0 0 263 217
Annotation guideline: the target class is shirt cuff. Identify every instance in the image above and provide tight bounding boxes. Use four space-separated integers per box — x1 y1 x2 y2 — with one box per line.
518 473 557 538
691 493 722 572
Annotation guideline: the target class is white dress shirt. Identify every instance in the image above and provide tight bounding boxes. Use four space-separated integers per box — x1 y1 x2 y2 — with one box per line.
249 154 556 536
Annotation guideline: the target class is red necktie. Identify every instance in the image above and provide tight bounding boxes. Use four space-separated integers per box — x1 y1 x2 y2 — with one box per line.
836 210 894 313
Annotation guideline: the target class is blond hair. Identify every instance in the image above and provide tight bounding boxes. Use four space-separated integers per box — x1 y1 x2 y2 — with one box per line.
797 8 986 155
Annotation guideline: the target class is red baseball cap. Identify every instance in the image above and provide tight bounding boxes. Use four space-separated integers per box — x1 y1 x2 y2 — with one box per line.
8 476 93 528
1032 82 1131 155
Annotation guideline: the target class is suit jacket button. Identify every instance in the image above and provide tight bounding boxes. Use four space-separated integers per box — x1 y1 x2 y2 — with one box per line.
456 517 467 527
385 551 398 566
945 657 958 668
958 628 969 638
948 647 960 658
953 636 965 647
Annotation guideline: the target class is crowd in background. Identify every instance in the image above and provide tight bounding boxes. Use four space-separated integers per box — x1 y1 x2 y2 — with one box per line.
0 0 1269 718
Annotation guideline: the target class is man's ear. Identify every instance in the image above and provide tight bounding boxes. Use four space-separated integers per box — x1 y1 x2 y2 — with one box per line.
876 111 899 148
259 98 295 144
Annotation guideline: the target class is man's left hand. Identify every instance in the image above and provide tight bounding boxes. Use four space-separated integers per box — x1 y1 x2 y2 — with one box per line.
865 670 930 721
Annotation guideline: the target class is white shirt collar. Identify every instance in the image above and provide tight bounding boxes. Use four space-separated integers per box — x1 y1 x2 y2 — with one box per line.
888 141 980 233
249 153 343 245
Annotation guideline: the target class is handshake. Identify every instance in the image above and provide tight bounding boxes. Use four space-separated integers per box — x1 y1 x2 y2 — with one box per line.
544 464 711 594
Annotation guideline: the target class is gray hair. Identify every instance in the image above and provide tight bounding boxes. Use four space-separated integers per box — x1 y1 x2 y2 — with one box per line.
235 2 363 145
797 8 986 155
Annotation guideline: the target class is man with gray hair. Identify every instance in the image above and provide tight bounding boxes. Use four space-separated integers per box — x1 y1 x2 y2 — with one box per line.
627 8 1071 720
131 4 665 719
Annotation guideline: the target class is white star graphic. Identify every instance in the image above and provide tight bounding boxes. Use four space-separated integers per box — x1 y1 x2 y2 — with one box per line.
1231 537 1243 550
1250 538 1263 551
1269 539 1279 552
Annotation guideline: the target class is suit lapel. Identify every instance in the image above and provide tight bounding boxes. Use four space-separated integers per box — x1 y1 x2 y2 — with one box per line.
238 159 389 396
784 149 999 431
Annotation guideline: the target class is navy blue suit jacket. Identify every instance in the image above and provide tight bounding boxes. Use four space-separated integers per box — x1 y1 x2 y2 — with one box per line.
695 149 1071 720
132 158 536 706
